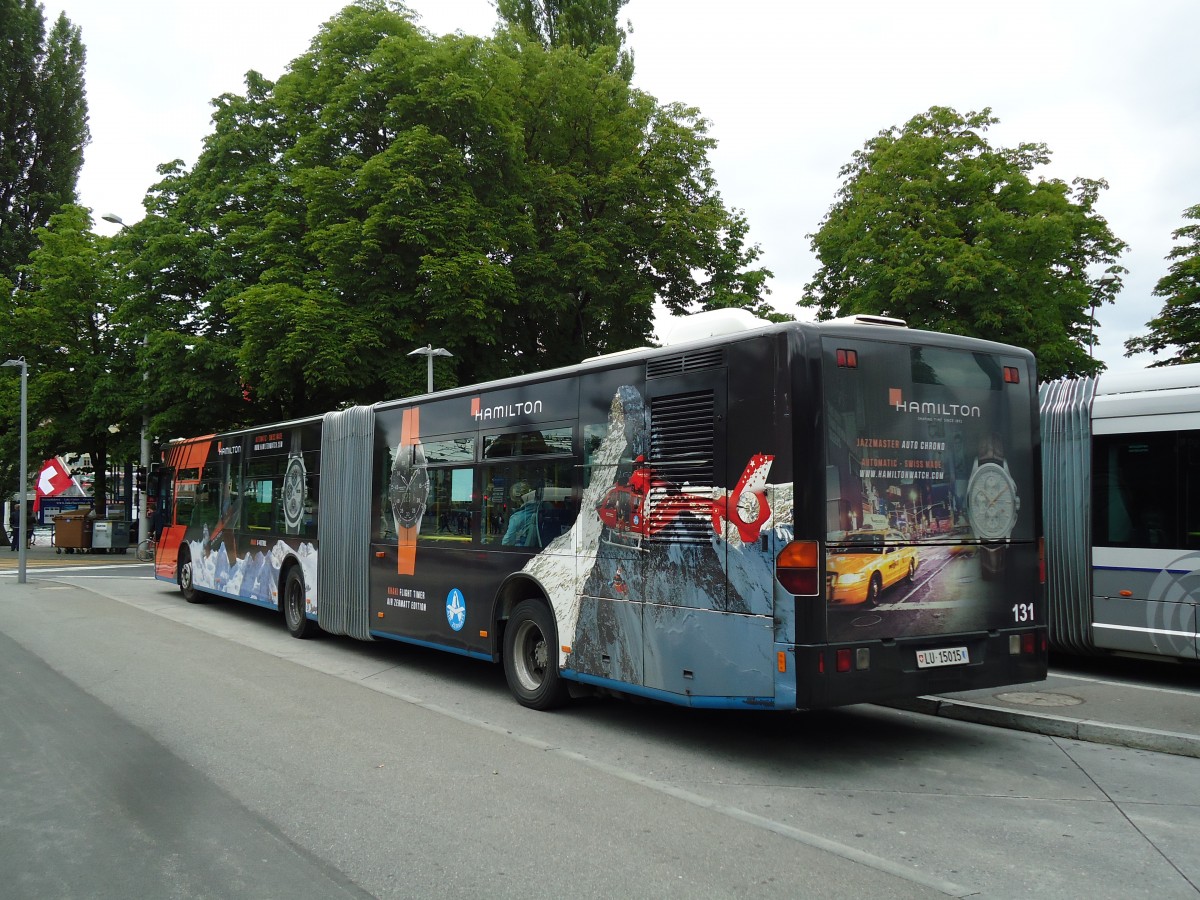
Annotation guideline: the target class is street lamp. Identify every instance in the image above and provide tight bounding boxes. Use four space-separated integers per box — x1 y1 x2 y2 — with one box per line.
103 213 150 548
3 357 28 584
407 344 453 393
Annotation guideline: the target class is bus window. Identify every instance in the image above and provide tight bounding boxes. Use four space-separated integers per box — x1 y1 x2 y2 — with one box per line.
174 482 196 528
484 426 572 458
422 467 474 540
243 457 283 531
482 460 575 547
192 480 221 532
582 423 609 489
378 433 475 542
1186 433 1200 550
1093 433 1179 548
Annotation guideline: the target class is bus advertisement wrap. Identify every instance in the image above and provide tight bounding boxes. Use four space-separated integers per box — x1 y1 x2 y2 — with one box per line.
151 315 1046 712
823 342 1038 645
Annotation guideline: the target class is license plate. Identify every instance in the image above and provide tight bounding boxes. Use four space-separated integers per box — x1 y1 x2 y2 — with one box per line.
916 646 969 669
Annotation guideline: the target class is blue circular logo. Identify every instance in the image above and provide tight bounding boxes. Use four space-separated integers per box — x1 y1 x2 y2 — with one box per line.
446 588 466 632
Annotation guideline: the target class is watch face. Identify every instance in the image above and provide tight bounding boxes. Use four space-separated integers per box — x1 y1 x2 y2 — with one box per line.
968 462 1019 540
736 490 761 525
282 456 307 530
390 440 430 529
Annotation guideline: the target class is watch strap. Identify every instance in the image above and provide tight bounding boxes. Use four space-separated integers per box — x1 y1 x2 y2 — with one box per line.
397 407 420 575
977 433 1005 466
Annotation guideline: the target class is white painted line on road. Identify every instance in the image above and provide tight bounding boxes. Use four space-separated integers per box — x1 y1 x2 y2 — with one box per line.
1 564 152 576
1052 671 1200 698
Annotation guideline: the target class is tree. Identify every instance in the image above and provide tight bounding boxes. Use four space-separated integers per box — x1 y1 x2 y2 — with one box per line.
0 205 135 514
0 0 89 288
1124 204 1200 366
132 1 771 425
802 107 1127 380
496 0 634 78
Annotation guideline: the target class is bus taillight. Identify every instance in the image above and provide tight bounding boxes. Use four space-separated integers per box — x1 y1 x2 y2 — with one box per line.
776 540 819 595
1009 632 1038 655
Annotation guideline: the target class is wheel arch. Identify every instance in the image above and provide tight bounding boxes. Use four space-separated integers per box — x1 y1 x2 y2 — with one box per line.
277 552 306 612
491 572 554 656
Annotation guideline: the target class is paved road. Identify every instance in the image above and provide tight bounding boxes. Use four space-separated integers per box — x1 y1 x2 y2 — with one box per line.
5 542 1197 760
3 560 1200 897
2 573 950 899
1 626 371 899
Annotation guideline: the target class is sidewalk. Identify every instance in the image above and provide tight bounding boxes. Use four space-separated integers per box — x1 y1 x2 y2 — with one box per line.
3 542 1197 758
885 668 1200 759
0 534 144 569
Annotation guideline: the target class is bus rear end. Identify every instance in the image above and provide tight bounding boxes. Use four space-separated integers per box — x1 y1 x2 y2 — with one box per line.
798 324 1046 707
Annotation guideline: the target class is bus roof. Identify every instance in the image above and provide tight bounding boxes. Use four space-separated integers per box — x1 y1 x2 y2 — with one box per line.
1096 362 1200 397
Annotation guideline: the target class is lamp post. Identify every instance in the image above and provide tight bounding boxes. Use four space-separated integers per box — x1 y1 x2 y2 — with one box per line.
407 345 453 393
102 213 150 548
3 357 28 584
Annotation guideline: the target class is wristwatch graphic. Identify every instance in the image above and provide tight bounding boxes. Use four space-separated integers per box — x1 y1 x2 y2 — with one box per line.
389 407 428 575
967 434 1019 577
282 436 306 536
967 435 1020 540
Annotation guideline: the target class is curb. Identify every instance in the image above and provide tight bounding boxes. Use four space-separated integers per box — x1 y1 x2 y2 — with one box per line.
884 696 1200 759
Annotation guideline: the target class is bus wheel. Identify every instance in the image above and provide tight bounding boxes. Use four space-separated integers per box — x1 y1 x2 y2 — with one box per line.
282 567 316 639
863 573 882 609
179 550 204 604
504 599 569 710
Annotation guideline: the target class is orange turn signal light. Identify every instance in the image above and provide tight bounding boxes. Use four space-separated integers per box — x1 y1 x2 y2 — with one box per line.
776 540 819 595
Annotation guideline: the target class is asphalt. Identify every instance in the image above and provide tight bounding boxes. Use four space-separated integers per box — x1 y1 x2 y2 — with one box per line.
4 535 1198 759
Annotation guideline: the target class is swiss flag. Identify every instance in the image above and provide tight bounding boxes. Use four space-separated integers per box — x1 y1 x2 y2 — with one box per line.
34 458 73 513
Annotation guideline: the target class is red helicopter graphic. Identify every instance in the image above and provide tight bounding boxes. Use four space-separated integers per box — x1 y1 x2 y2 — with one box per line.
596 454 774 547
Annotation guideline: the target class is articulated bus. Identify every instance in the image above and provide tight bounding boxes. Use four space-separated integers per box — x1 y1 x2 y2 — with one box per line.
1042 364 1200 661
150 311 1047 710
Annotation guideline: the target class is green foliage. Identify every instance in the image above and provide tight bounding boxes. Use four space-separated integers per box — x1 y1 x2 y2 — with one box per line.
496 0 634 78
0 205 133 511
1124 204 1200 366
126 1 770 426
802 107 1127 380
0 0 89 289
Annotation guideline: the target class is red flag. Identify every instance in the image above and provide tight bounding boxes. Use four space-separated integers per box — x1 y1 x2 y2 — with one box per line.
34 458 73 513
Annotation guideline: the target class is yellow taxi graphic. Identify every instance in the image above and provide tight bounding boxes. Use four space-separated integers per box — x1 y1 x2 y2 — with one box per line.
826 529 919 608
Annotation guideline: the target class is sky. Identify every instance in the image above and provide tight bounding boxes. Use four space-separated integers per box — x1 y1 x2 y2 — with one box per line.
51 0 1200 375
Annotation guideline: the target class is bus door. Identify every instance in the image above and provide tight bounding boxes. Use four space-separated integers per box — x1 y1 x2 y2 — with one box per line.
148 464 172 561
157 436 218 581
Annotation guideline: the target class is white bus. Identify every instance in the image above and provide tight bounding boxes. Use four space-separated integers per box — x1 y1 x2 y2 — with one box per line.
1042 364 1200 660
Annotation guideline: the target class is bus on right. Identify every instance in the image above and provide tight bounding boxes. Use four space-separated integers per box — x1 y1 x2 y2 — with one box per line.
1041 364 1200 661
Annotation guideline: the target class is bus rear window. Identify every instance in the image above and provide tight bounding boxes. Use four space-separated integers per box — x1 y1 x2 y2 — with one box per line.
910 347 1006 391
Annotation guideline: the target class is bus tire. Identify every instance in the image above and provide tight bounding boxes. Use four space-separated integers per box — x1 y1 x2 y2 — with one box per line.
179 549 204 604
282 566 316 639
504 599 569 710
863 573 882 609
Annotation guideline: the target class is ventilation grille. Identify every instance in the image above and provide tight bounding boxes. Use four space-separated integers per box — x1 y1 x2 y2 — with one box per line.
647 391 715 544
646 348 725 379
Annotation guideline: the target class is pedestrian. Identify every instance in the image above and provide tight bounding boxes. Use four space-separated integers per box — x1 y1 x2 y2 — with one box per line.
8 504 20 552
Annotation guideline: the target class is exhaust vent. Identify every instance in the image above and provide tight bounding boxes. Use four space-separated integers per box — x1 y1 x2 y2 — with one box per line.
647 348 724 378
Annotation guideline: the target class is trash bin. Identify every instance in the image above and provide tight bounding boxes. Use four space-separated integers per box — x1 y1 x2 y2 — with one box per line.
92 519 130 553
54 512 92 554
